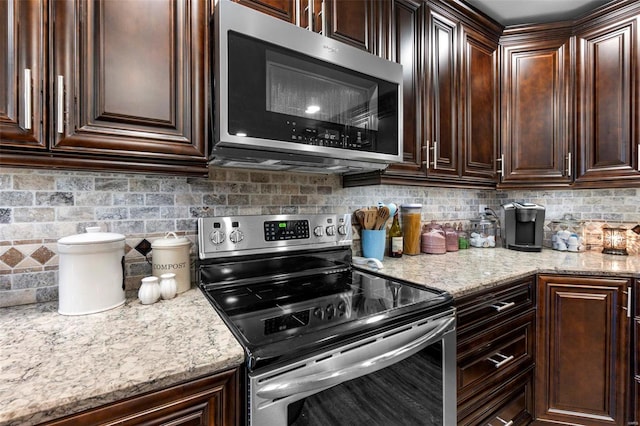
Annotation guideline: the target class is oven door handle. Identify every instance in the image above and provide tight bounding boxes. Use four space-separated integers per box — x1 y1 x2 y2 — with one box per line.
256 316 455 400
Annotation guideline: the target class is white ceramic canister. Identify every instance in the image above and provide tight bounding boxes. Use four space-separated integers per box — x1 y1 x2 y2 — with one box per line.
57 227 126 315
151 232 192 293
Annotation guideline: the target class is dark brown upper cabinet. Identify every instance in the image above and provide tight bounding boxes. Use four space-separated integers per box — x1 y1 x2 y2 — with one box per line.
574 6 640 187
51 0 208 173
343 0 501 188
0 0 46 151
236 0 377 54
458 23 499 185
1 0 209 177
498 26 573 189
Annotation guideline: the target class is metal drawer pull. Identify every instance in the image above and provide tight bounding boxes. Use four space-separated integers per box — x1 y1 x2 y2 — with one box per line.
432 141 438 169
495 416 514 426
490 301 515 312
487 353 514 369
566 152 572 177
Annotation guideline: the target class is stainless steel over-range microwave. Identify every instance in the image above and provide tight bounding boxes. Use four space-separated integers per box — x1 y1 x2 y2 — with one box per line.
211 0 403 174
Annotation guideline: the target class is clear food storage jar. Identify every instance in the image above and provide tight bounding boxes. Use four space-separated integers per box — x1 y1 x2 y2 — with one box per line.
400 204 422 255
550 214 585 252
469 214 497 248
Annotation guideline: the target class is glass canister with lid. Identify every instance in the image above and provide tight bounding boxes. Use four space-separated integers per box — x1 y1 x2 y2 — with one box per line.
469 213 497 248
550 214 585 252
400 204 422 255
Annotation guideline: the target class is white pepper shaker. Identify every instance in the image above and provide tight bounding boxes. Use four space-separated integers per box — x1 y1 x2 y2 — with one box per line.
138 276 161 304
159 273 178 300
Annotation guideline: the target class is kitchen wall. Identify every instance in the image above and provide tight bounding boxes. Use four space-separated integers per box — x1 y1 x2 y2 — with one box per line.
1 166 639 308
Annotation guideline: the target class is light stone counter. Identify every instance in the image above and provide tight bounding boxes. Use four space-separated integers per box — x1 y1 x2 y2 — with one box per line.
0 289 244 426
1 249 638 426
358 248 640 297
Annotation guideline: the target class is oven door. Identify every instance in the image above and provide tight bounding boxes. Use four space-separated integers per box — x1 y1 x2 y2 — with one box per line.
249 310 456 426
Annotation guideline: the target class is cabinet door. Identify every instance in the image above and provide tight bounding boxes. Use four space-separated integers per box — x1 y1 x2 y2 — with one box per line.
500 37 572 187
0 0 46 150
424 8 458 179
575 15 640 186
459 24 498 184
234 0 297 23
324 0 375 53
537 275 630 426
51 0 207 170
381 0 427 179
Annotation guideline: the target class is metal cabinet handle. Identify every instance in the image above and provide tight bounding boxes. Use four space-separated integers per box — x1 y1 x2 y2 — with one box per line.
623 287 631 318
319 1 325 35
432 141 438 169
490 301 515 312
24 69 32 130
487 353 514 369
57 75 64 134
566 152 572 177
495 416 514 426
637 144 639 171
295 0 301 26
422 142 429 168
496 154 504 176
303 0 313 30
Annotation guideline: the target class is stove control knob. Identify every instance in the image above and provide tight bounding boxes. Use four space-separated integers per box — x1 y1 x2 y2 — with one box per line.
229 229 244 244
325 304 335 320
210 230 225 245
313 307 325 320
337 224 347 236
313 226 324 237
325 225 335 236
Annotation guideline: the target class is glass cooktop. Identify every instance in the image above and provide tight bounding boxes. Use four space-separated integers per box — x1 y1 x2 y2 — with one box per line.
199 267 452 370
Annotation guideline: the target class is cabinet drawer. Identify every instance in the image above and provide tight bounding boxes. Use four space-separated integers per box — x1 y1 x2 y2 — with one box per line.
459 369 534 426
457 310 535 403
456 276 535 335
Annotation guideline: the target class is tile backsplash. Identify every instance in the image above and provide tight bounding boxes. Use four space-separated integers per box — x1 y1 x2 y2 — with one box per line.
1 166 639 308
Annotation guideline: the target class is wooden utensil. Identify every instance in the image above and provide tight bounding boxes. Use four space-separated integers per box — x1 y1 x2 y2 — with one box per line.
375 206 390 230
363 209 377 230
354 209 366 228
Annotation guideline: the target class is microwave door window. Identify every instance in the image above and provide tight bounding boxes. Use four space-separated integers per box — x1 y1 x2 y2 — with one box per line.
266 53 379 133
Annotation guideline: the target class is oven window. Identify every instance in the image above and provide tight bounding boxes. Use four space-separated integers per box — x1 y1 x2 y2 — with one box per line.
287 344 443 426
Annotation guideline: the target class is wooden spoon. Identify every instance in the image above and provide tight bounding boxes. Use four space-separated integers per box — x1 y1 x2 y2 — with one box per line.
375 206 390 230
363 209 377 230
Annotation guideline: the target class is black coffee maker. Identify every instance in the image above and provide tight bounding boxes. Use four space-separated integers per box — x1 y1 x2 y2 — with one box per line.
501 202 545 252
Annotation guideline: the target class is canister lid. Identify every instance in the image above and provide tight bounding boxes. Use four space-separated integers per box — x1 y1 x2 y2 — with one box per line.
58 227 125 245
151 232 191 248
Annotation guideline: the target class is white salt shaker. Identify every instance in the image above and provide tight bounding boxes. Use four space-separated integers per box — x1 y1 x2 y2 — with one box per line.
159 273 178 300
138 276 161 304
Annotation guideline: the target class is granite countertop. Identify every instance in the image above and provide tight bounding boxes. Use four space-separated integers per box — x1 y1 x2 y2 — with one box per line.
1 248 639 426
0 289 244 426
360 248 640 297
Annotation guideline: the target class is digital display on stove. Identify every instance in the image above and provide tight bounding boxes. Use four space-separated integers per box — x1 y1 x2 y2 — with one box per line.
264 309 310 335
264 220 310 241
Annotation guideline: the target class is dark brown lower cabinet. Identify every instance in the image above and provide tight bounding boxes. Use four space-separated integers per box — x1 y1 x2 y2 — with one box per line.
536 275 631 426
42 368 240 426
456 276 536 425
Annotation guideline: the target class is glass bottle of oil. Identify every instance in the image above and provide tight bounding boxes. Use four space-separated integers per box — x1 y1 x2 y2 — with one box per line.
389 212 403 258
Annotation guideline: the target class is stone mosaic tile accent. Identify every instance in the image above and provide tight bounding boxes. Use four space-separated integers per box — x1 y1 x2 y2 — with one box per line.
1 166 640 308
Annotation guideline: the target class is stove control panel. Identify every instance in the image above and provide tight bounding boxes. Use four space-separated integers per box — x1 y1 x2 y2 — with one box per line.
198 214 352 259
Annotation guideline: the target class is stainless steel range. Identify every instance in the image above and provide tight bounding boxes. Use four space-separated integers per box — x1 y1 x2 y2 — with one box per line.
197 214 456 425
